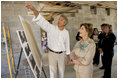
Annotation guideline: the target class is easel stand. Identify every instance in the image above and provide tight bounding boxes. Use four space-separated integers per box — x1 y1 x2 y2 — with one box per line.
15 48 47 78
42 66 47 78
15 48 23 78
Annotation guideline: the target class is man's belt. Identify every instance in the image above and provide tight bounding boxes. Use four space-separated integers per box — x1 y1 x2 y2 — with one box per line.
48 48 63 54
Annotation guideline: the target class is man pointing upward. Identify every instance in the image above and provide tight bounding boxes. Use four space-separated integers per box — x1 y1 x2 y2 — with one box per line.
26 2 70 78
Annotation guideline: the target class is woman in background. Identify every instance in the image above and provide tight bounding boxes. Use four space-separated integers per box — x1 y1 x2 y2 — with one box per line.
71 23 96 78
101 24 116 78
42 32 47 53
91 28 100 66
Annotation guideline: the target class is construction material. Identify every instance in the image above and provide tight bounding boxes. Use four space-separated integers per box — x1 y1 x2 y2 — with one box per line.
7 26 16 72
3 25 13 78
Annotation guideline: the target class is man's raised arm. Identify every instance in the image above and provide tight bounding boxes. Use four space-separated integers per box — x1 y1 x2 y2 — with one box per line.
25 2 39 18
25 2 54 32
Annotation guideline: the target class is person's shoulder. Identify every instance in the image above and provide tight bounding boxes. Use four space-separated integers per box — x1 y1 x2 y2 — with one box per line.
99 32 102 35
88 39 94 43
98 32 105 38
109 33 116 38
64 28 68 32
99 32 105 35
110 33 115 36
74 40 81 47
88 39 95 46
64 29 69 34
77 40 82 43
98 33 102 37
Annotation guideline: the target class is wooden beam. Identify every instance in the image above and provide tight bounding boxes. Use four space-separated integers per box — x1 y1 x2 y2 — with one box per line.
71 1 117 9
38 1 81 8
27 10 78 16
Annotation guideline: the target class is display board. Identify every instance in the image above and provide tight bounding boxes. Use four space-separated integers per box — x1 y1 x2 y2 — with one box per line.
17 15 42 78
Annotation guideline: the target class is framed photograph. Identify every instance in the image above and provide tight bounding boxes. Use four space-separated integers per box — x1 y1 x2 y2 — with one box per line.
17 30 42 78
24 44 31 56
29 54 36 69
18 30 27 43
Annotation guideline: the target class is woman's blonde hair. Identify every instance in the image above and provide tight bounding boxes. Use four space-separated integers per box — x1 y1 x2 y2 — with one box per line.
80 23 93 37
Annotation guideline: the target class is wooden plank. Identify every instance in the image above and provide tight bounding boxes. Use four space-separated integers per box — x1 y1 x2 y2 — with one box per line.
71 1 117 9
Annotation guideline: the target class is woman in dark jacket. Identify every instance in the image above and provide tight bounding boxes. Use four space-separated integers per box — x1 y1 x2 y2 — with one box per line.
102 24 116 78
